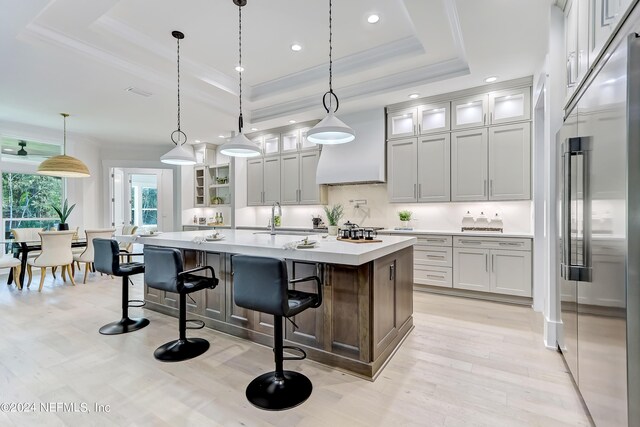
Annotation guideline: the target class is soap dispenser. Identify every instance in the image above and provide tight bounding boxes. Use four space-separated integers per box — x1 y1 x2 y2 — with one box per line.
461 211 475 230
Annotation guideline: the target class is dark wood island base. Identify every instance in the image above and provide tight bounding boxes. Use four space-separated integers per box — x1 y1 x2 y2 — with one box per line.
144 246 414 380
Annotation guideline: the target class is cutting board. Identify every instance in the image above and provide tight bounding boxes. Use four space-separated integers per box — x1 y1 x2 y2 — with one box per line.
337 238 382 244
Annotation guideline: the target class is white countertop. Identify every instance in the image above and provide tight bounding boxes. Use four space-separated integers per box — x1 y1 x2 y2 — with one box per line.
119 230 416 266
378 229 534 239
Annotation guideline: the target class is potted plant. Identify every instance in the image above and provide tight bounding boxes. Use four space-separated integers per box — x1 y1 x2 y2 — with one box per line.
323 204 344 236
211 196 225 205
52 199 76 231
398 210 412 228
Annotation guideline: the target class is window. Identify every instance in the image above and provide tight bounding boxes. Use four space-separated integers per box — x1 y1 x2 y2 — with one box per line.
2 172 64 237
141 187 157 226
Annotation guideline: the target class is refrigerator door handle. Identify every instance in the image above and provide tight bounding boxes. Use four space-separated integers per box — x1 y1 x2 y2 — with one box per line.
561 136 593 282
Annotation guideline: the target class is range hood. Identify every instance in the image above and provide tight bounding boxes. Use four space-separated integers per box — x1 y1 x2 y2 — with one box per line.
316 108 386 185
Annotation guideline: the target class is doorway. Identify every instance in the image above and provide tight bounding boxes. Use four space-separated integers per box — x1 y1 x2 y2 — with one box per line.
109 168 173 233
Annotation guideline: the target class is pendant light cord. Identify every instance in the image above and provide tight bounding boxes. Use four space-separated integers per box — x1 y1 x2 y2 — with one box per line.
322 0 339 114
177 35 181 138
170 31 187 146
63 114 67 155
238 4 244 133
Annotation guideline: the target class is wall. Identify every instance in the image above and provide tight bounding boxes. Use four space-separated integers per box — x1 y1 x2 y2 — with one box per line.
235 183 533 233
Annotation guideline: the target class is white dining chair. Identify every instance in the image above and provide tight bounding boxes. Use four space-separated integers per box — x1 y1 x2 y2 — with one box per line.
0 256 22 290
10 227 43 259
27 230 76 292
119 225 138 263
73 229 115 283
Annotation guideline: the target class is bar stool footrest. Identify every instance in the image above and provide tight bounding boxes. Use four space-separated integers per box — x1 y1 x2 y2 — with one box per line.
128 299 146 308
281 345 306 361
186 319 205 330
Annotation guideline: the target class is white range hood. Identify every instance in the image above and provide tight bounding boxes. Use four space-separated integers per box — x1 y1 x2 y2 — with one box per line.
315 108 386 185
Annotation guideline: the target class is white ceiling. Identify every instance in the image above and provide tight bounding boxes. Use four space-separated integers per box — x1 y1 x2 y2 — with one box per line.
0 0 551 148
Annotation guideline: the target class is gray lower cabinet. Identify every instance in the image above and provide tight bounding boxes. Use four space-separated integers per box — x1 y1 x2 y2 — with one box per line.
452 247 491 292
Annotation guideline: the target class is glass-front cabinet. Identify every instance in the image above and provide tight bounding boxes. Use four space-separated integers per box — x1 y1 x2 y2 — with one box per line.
451 95 488 130
299 127 316 150
281 130 299 153
488 87 531 125
387 107 418 139
263 134 280 156
418 102 450 135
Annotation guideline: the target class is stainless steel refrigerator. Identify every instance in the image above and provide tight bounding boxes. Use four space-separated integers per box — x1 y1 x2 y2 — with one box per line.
557 9 640 427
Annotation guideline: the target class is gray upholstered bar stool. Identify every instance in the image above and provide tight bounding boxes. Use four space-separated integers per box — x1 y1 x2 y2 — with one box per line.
94 238 149 335
233 255 322 410
144 246 219 362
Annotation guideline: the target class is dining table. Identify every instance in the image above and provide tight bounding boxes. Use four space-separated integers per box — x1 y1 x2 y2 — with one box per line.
2 237 87 287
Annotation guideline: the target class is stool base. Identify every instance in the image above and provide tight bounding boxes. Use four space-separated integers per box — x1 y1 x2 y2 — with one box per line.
246 371 312 410
154 338 209 362
99 317 150 335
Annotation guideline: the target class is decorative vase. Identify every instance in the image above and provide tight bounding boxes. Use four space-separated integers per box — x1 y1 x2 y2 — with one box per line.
401 220 409 228
328 225 338 236
58 223 69 231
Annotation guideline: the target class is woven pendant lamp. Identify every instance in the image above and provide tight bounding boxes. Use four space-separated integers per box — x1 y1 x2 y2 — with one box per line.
37 113 90 178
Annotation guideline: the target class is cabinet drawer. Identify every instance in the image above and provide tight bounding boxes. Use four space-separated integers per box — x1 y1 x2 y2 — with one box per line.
415 247 452 267
415 266 452 288
415 235 452 247
453 236 531 251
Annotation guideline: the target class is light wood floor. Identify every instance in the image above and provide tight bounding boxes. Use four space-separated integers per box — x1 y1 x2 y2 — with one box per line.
0 272 591 426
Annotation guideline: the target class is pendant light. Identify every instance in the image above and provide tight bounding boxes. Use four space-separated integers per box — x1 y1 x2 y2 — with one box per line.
220 0 262 158
37 113 90 178
161 31 197 165
306 0 355 145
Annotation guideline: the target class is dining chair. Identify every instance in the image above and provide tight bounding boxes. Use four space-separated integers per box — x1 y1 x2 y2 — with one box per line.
10 227 43 258
119 225 138 263
27 230 76 291
73 229 116 283
0 255 22 290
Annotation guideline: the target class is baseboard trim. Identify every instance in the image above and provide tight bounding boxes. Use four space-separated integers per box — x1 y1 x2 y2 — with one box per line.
544 315 561 349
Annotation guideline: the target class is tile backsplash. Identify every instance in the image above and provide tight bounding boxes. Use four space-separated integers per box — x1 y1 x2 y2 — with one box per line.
234 183 533 233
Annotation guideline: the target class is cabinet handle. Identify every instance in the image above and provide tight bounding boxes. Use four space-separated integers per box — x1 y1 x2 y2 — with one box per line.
492 254 495 272
483 179 487 196
427 274 445 279
483 113 486 125
485 254 488 272
426 255 446 259
390 264 395 280
418 124 421 134
413 124 417 135
425 238 446 242
414 184 417 198
418 183 422 199
490 179 493 197
460 240 481 244
499 242 522 246
490 112 493 124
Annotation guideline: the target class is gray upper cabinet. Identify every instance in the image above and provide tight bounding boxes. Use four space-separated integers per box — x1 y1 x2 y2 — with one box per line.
488 88 531 125
451 95 488 130
281 153 300 205
417 133 451 202
263 156 281 205
451 128 488 201
388 138 418 202
488 123 531 200
418 102 451 135
299 151 321 204
387 107 418 139
247 159 264 206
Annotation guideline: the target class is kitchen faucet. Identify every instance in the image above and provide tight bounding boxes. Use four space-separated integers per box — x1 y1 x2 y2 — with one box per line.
270 202 282 235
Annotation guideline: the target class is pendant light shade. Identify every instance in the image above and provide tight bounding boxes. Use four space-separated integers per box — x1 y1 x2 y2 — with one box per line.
308 0 355 145
161 30 196 166
306 112 355 145
37 113 90 178
219 0 261 158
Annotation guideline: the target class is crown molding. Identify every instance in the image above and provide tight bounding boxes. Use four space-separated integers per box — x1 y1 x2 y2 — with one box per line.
250 36 425 102
250 58 469 122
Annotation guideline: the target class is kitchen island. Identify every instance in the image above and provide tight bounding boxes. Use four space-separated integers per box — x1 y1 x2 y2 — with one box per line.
123 230 415 379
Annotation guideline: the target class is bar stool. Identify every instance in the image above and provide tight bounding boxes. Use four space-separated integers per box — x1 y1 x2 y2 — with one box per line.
94 238 149 335
233 255 322 410
143 246 219 362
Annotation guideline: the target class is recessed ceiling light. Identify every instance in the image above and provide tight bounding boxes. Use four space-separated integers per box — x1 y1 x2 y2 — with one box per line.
289 120 296 124
218 135 225 138
235 66 244 72
367 14 380 24
3 148 14 152
251 127 258 131
484 76 498 83
291 43 302 52
408 93 420 99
